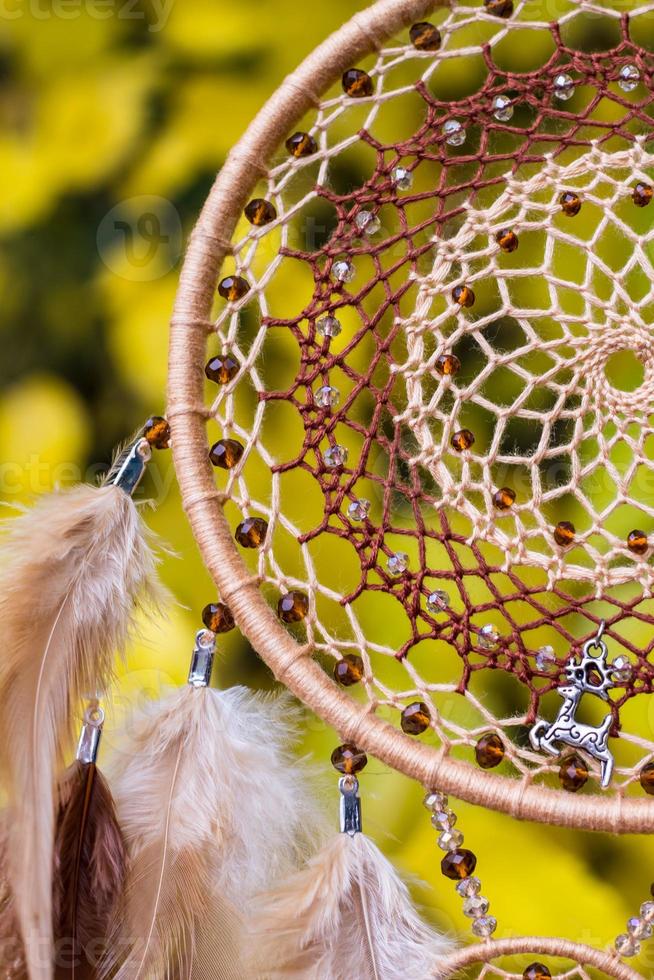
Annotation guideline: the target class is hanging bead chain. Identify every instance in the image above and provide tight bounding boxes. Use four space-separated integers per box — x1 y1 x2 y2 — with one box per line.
615 888 654 959
423 790 497 940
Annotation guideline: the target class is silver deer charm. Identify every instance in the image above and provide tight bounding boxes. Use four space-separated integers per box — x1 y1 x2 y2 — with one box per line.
530 626 616 788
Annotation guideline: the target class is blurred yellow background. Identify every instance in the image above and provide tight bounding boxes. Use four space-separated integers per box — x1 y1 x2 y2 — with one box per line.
0 1 651 975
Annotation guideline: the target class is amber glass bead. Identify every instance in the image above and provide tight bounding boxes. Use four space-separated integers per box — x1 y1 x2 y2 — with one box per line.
409 21 441 51
209 438 244 469
202 602 235 634
331 743 368 775
441 848 477 880
640 762 654 795
559 753 588 792
244 198 277 226
401 702 431 735
553 521 575 547
628 529 649 556
451 429 475 452
484 0 513 15
286 131 318 157
493 487 515 510
143 416 171 449
452 284 475 307
205 353 240 384
334 654 364 687
496 228 519 252
278 590 309 624
235 517 268 548
342 68 374 98
475 733 505 769
218 275 249 301
523 966 551 980
435 353 461 377
559 192 581 216
633 182 653 208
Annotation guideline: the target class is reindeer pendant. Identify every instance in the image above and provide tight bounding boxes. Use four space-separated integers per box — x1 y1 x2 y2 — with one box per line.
529 628 616 788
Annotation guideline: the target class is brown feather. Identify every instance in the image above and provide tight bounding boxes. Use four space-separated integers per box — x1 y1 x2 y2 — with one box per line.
53 761 127 980
0 830 27 979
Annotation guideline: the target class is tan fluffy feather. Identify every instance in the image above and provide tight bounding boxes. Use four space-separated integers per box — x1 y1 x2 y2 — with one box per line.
0 484 162 980
250 832 456 980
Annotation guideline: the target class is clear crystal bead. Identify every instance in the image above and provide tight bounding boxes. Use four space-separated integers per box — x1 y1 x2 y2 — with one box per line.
427 590 450 613
437 829 464 851
423 790 448 811
355 210 381 236
627 916 652 940
324 445 348 468
492 94 513 121
535 645 557 673
392 166 413 190
456 876 481 898
619 64 640 92
463 895 490 919
387 552 409 575
316 315 342 338
315 385 340 409
472 915 497 938
615 933 640 957
610 655 632 684
641 901 654 923
553 73 575 101
431 808 457 831
443 119 466 146
348 498 371 522
333 260 355 283
478 624 500 650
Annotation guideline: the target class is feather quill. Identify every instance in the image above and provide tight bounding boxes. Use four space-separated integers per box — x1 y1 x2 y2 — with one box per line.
0 476 162 980
250 832 455 980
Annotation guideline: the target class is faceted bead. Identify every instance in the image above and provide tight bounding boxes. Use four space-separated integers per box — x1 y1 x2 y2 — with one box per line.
463 895 490 918
209 438 244 469
316 315 342 338
633 182 653 207
354 211 381 236
456 876 481 898
277 590 309 624
324 445 348 468
315 385 340 410
443 119 466 147
610 655 632 683
484 0 513 16
333 260 355 283
640 901 654 923
436 353 461 377
615 933 640 957
334 654 364 687
401 701 431 735
559 753 588 792
235 516 268 548
348 498 371 522
342 68 374 98
451 429 475 452
627 529 648 555
493 487 515 510
410 21 441 51
640 761 654 795
431 808 457 831
392 166 413 190
218 275 249 301
619 64 640 92
536 645 557 673
202 602 235 634
286 131 317 157
244 198 277 226
452 284 475 307
441 848 477 880
423 790 448 811
475 733 505 769
554 521 575 547
205 352 240 384
472 915 497 938
560 191 581 216
144 416 171 449
627 916 652 940
331 743 368 774
523 966 551 980
478 624 500 650
388 552 409 575
493 95 514 121
496 228 519 253
553 73 575 101
427 590 450 613
438 829 464 851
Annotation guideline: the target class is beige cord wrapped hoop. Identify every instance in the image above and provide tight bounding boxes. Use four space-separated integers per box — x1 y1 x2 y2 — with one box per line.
439 937 644 980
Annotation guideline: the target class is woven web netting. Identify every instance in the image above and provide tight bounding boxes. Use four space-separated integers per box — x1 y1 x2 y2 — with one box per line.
206 0 654 796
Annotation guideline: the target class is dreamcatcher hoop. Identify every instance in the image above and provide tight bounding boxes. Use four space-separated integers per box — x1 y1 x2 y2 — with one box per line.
168 0 654 836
